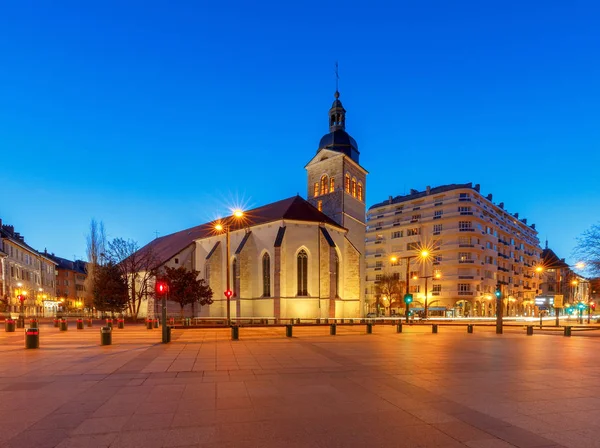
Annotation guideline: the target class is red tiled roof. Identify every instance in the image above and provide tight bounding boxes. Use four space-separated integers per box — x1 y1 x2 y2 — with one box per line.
138 195 344 268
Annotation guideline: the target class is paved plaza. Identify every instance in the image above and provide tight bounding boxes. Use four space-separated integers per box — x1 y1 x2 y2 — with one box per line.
0 322 598 448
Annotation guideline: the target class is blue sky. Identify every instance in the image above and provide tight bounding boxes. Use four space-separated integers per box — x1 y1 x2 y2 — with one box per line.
1 1 599 263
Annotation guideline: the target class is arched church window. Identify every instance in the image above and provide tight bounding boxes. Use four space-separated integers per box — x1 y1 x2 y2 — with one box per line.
297 250 308 296
313 182 319 197
262 253 270 297
345 174 350 193
320 175 329 195
330 177 335 192
352 178 357 197
335 254 340 298
232 258 237 297
358 182 363 201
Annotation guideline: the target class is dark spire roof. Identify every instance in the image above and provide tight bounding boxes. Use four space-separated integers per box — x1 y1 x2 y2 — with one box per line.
136 196 345 268
316 91 360 164
540 248 569 269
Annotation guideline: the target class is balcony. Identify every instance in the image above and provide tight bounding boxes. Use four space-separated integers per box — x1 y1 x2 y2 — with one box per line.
458 291 474 295
459 228 475 232
458 275 475 279
459 244 474 248
459 260 475 264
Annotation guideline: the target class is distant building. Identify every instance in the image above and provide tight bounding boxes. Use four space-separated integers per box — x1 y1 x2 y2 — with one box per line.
538 245 589 308
0 219 57 316
366 183 542 318
45 253 88 314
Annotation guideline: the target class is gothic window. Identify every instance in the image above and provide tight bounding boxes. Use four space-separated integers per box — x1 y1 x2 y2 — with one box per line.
330 177 335 192
313 182 319 197
204 263 210 285
351 178 357 197
335 254 340 297
320 175 329 195
262 253 270 297
297 250 308 296
232 258 237 297
357 182 363 201
317 201 323 211
345 174 350 193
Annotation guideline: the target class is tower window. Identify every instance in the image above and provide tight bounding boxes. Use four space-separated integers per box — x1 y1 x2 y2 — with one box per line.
313 182 319 197
351 178 357 197
330 177 335 192
357 182 363 201
297 250 308 296
317 200 323 211
232 258 238 297
335 254 340 298
345 174 350 193
262 253 271 297
320 175 329 195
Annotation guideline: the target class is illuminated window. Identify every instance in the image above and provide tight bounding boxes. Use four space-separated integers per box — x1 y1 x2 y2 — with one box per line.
262 253 270 297
357 182 363 201
330 178 335 192
345 174 350 193
334 254 340 297
320 175 329 195
351 178 357 197
232 258 238 297
297 250 308 296
313 183 319 197
317 201 323 211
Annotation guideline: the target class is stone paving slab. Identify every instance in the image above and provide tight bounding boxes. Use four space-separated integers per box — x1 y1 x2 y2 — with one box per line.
0 323 597 446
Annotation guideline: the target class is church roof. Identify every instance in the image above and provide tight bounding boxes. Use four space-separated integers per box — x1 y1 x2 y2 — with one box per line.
137 195 344 268
540 248 569 269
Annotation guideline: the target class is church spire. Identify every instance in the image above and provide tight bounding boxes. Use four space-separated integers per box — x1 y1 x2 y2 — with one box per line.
329 90 346 132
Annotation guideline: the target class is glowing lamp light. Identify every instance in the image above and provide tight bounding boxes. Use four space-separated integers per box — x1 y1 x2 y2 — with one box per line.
156 281 168 295
224 289 233 298
215 223 224 232
575 262 585 269
390 256 398 263
420 250 429 258
535 266 543 273
233 209 244 218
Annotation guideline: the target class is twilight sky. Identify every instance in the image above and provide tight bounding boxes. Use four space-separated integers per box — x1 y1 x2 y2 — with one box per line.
1 1 599 264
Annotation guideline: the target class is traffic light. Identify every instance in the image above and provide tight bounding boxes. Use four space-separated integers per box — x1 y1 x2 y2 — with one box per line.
495 285 502 299
17 295 24 303
403 294 413 304
155 281 168 295
224 289 233 299
591 302 596 311
578 302 586 310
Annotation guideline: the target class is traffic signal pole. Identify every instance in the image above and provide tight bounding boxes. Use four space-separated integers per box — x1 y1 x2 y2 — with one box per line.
162 291 168 343
495 284 503 334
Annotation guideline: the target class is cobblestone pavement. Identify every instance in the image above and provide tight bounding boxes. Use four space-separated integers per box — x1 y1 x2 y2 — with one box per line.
0 322 598 447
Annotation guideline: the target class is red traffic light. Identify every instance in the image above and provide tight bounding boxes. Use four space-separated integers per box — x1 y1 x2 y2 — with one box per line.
224 289 233 298
155 281 168 295
17 295 24 302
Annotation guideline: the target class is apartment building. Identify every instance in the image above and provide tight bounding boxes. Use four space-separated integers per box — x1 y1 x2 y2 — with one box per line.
366 183 542 317
46 253 88 312
0 220 57 315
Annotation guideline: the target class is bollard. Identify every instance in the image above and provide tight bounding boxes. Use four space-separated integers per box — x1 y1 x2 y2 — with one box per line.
29 319 38 329
285 324 293 337
564 326 572 337
396 323 403 333
59 319 68 331
330 324 337 335
526 325 533 336
166 326 172 343
231 326 239 341
5 319 16 332
366 323 373 334
432 324 438 334
76 319 84 330
106 319 113 329
154 319 159 328
147 320 153 330
25 328 39 349
100 326 112 345
54 319 59 328
87 318 93 328
117 319 124 329
467 324 473 334
316 318 320 325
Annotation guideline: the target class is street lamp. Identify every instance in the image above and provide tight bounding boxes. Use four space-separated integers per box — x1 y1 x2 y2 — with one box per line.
390 249 431 323
214 209 244 326
418 271 441 319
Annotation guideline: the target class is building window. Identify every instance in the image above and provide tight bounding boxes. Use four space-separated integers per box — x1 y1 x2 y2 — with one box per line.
375 261 383 269
335 254 340 297
458 206 472 215
459 193 471 202
433 224 442 235
317 201 323 212
392 231 403 239
351 178 357 197
313 183 319 197
410 214 421 223
330 177 335 192
409 285 420 293
357 183 363 201
204 264 210 284
262 253 271 297
232 258 238 297
432 284 441 293
174 258 179 264
297 250 308 296
458 283 471 292
433 210 443 220
458 252 472 263
407 242 419 251
406 228 420 236
320 175 329 195
345 174 350 193
459 221 473 231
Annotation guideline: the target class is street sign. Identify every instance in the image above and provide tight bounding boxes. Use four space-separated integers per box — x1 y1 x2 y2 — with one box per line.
553 294 564 308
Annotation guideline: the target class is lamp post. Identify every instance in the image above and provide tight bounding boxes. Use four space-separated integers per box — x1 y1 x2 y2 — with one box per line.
390 249 430 323
419 271 441 319
215 209 244 326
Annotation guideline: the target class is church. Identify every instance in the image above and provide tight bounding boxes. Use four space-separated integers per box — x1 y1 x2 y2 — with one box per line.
138 90 368 320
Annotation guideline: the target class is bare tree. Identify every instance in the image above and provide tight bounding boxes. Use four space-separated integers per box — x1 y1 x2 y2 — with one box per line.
84 219 106 310
106 238 159 320
375 274 404 316
574 224 600 277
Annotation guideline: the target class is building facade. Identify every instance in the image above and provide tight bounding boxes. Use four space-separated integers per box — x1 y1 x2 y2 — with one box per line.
0 220 57 316
366 183 542 317
46 253 88 314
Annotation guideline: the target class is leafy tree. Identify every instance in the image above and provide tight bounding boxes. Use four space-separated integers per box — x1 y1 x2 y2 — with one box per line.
162 266 213 317
574 223 600 277
93 262 128 316
374 274 405 316
107 238 159 320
